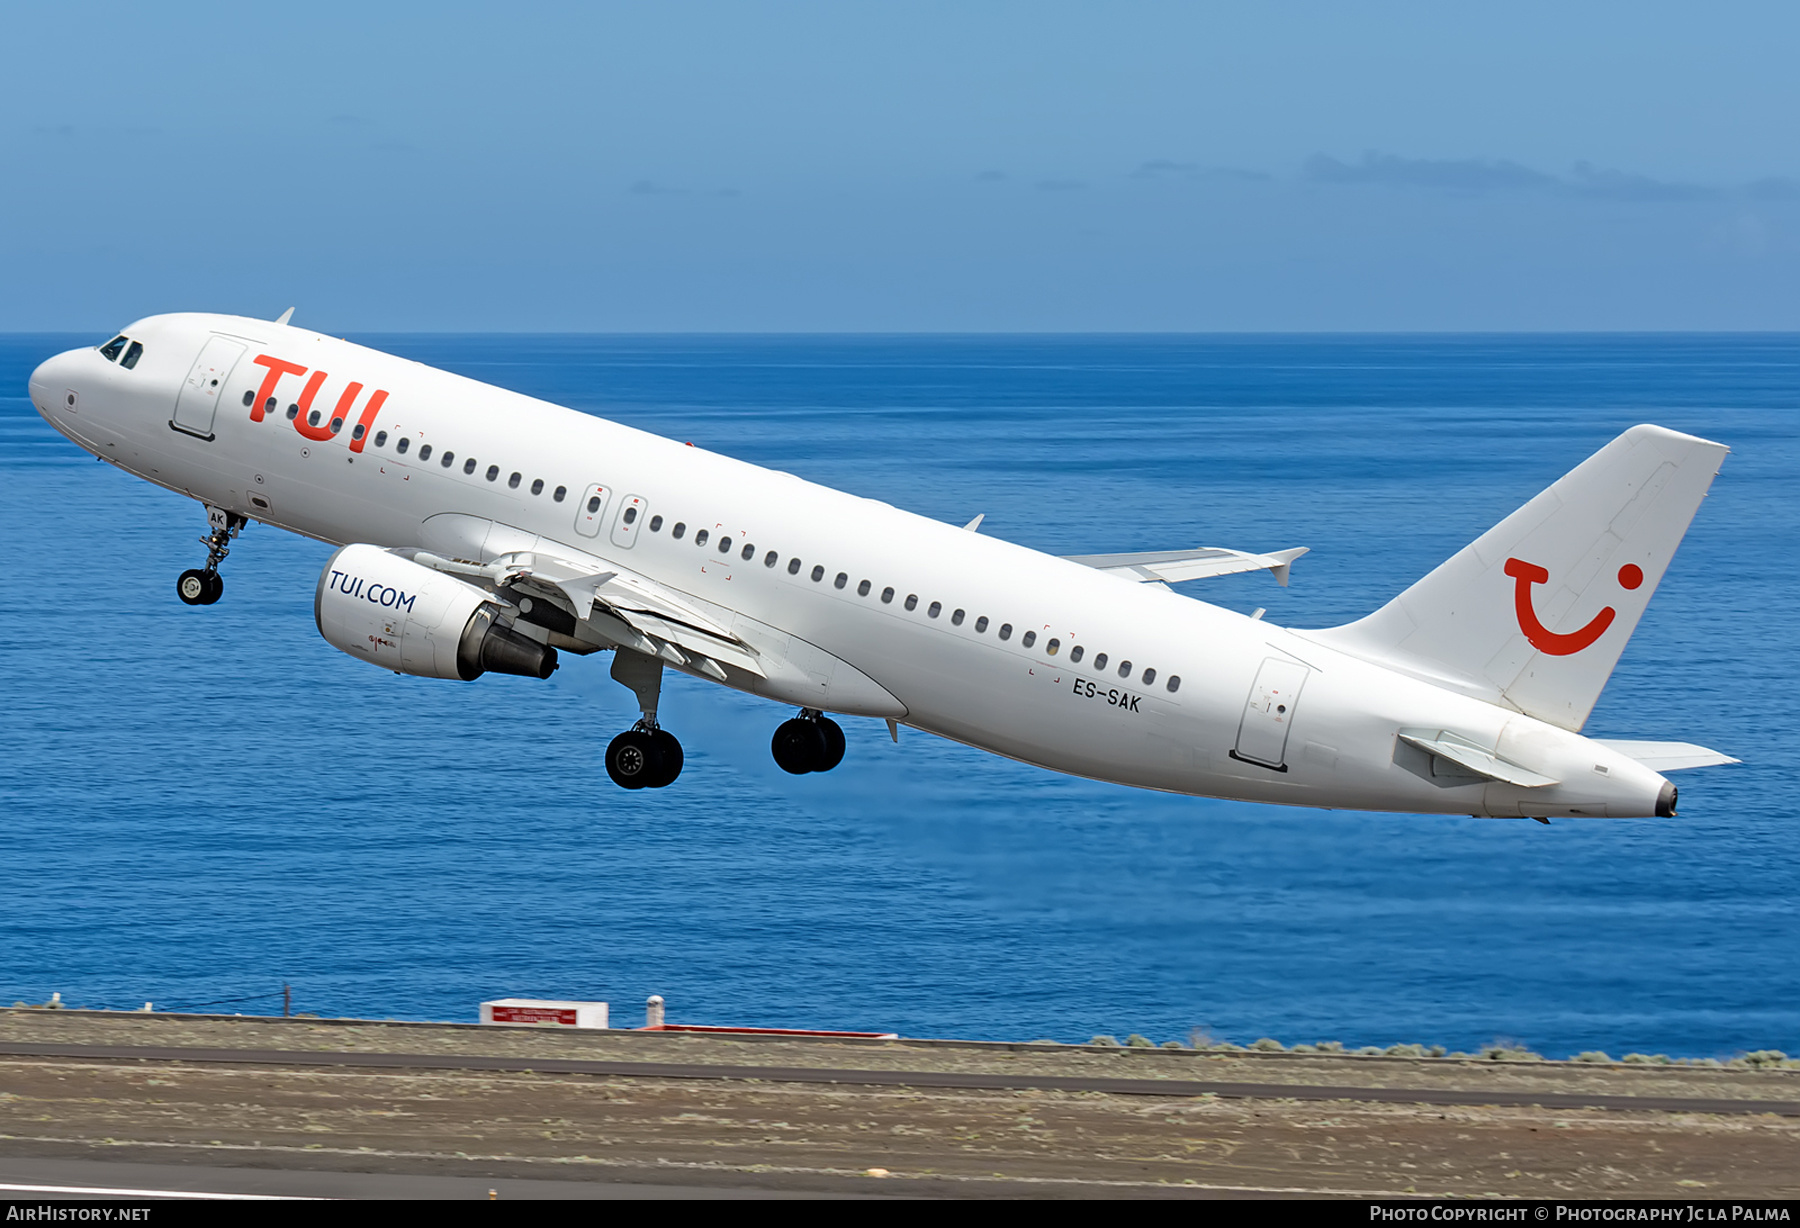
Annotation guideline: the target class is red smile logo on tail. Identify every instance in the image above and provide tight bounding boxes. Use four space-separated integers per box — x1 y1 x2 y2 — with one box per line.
1503 558 1644 655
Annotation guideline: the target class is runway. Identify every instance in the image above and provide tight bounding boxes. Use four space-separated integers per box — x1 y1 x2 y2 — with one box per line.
1 1011 1796 1198
1 1039 1794 1119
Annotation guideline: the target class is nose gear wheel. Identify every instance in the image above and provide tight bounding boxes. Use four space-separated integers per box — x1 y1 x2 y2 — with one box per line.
177 507 244 607
177 569 223 606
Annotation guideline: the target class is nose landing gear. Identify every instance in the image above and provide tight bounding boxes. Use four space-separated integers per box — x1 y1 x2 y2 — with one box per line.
772 709 846 774
176 506 244 606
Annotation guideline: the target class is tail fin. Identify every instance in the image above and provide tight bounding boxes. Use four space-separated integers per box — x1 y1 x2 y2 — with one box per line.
1310 425 1728 731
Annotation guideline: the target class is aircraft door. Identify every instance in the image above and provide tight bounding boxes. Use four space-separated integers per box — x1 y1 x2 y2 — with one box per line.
1233 656 1310 771
610 495 647 548
171 336 247 440
574 483 612 537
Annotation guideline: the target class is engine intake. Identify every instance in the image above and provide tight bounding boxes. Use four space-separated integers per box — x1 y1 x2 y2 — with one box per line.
315 544 557 681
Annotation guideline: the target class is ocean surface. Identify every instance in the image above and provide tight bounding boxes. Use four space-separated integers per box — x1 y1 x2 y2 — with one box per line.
1 333 1794 1057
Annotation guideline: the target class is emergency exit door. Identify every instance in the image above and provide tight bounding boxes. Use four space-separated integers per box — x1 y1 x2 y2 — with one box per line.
611 494 647 548
574 483 612 537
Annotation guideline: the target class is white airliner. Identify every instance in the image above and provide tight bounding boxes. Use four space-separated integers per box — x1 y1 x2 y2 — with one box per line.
29 312 1738 816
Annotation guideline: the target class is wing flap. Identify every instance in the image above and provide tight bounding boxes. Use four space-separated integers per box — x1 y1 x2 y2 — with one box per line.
406 547 766 679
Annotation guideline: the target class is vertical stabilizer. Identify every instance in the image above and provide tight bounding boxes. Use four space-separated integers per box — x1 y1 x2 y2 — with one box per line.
1310 425 1727 731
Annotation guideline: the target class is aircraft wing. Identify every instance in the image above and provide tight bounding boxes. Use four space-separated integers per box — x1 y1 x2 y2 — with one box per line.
408 547 765 680
1064 546 1308 587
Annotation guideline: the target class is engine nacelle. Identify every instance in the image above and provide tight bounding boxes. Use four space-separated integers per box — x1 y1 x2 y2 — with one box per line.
314 544 557 681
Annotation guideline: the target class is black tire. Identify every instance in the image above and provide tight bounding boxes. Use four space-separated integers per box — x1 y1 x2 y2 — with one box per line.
815 716 846 772
605 730 662 790
177 569 210 606
201 571 224 605
647 730 684 788
771 718 827 775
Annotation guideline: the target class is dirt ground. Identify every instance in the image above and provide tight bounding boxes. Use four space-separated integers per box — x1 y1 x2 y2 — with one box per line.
0 1010 1795 1198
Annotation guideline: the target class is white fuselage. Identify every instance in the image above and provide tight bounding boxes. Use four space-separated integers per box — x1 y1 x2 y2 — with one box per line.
28 313 1675 817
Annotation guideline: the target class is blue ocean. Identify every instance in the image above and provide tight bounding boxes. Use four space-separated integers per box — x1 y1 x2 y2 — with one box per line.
1 333 1793 1058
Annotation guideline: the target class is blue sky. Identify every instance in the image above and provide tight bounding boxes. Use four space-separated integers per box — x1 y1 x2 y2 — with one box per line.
6 2 1799 331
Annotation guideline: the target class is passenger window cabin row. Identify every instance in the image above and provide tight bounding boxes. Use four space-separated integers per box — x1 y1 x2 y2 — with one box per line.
640 514 1183 694
256 405 1183 695
239 397 572 501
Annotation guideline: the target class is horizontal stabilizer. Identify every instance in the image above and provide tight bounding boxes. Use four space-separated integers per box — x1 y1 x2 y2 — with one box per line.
1067 546 1308 587
1594 740 1740 772
1399 730 1561 787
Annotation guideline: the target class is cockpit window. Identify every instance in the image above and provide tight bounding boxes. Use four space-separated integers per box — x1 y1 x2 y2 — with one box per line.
99 335 128 362
120 341 144 369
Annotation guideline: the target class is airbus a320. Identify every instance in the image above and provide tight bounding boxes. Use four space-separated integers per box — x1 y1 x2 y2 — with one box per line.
29 313 1738 817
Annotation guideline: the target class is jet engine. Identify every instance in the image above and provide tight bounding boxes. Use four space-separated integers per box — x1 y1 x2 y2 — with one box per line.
314 543 557 681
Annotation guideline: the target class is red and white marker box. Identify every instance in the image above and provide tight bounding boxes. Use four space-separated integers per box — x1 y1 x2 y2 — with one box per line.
480 998 609 1029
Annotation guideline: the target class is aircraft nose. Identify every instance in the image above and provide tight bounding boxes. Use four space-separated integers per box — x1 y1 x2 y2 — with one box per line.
29 349 82 422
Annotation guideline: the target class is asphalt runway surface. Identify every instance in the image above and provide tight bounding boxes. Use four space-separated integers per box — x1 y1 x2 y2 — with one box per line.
0 1155 881 1199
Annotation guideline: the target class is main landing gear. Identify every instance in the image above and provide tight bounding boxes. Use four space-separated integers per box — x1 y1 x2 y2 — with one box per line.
176 506 244 606
771 709 846 775
599 653 847 787
605 649 683 790
605 724 684 790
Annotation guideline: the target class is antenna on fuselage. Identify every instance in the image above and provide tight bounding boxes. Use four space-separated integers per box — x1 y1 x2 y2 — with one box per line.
274 307 295 326
963 513 984 532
